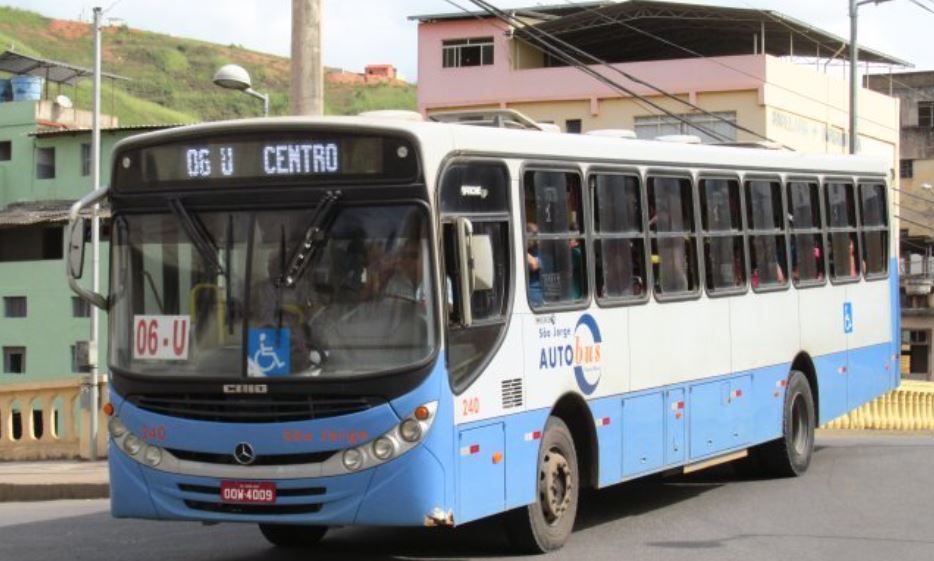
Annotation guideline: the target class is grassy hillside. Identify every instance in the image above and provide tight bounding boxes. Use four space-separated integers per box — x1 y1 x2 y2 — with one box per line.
0 6 416 124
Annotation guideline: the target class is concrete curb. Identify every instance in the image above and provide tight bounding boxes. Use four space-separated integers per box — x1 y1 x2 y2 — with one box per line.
0 483 109 503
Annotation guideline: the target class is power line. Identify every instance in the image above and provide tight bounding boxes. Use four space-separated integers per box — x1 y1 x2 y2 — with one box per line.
893 186 934 206
463 0 788 144
908 0 934 16
897 214 934 233
444 0 735 142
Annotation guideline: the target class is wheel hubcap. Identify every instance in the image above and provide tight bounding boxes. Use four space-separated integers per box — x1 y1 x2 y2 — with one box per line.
539 448 573 524
791 394 809 456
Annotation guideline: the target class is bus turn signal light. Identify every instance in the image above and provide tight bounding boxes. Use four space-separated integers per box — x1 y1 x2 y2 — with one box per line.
414 406 431 421
103 402 114 417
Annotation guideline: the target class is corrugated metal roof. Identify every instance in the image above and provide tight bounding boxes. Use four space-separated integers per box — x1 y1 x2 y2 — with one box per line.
531 0 910 67
408 2 611 22
31 123 189 138
0 200 110 227
0 50 128 85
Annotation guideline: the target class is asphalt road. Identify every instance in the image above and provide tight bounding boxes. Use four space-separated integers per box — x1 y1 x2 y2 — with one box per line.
2 432 933 561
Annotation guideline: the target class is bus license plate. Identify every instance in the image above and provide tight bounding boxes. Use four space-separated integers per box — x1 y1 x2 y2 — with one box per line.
220 482 276 504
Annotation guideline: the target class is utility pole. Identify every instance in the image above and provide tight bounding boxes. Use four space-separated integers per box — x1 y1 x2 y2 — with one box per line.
89 5 103 461
291 0 324 116
849 0 894 154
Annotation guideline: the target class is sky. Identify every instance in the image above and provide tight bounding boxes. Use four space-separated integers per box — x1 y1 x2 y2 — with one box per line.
3 0 934 82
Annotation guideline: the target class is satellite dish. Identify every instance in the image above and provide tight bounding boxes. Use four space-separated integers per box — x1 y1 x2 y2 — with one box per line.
54 94 73 108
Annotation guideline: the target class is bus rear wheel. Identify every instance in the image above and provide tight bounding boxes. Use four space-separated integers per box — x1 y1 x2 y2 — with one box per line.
505 416 579 554
759 370 815 477
258 524 328 548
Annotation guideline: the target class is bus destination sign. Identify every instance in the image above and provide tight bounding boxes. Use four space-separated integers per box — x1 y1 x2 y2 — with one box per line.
184 142 340 179
112 132 419 190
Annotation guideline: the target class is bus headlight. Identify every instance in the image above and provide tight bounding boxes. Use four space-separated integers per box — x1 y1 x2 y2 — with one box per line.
123 434 143 456
342 448 364 471
108 417 127 438
399 419 422 443
143 445 162 467
372 437 395 460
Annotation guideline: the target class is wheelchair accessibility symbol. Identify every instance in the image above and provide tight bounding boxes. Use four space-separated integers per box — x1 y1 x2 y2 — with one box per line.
248 328 290 377
843 302 854 335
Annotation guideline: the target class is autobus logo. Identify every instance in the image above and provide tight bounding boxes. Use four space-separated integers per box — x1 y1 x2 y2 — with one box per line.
573 314 603 395
233 442 256 465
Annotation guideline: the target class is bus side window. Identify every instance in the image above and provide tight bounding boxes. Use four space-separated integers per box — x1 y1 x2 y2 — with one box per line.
524 170 587 308
825 181 859 282
700 178 745 293
592 173 646 302
439 161 512 391
858 182 888 278
787 181 826 286
746 179 789 290
647 175 699 297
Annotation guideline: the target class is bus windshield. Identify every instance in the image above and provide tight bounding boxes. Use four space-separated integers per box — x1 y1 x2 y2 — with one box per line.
109 203 435 380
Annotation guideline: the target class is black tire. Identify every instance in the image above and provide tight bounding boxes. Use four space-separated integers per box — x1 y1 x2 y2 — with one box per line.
758 370 815 477
505 416 579 554
258 524 328 548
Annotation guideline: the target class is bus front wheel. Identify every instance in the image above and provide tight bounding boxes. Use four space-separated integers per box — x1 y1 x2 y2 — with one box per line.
505 416 579 553
759 370 816 477
258 524 328 548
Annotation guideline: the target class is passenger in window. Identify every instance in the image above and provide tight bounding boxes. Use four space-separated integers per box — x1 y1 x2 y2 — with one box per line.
568 238 583 300
526 223 543 306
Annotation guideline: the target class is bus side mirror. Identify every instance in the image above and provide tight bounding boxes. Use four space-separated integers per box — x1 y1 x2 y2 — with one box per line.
67 217 87 280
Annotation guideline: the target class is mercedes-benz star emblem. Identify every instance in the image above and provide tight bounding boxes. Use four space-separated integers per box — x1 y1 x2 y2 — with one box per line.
233 442 256 466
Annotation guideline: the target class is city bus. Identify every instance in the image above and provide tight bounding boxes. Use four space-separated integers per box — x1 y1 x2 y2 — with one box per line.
66 113 899 553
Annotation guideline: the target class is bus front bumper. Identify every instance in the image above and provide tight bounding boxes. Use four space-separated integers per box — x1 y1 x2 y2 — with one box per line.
110 437 449 526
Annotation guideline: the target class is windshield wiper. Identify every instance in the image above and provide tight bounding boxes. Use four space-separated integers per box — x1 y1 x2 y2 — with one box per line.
168 198 224 275
280 190 341 288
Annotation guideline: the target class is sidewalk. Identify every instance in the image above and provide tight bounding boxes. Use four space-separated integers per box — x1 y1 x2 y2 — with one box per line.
0 461 108 502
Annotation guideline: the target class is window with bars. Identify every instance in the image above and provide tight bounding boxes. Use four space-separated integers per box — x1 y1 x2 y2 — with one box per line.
700 178 745 293
3 296 26 318
592 174 647 302
900 159 914 179
918 101 934 127
787 181 826 286
36 147 55 179
634 112 738 143
442 37 494 68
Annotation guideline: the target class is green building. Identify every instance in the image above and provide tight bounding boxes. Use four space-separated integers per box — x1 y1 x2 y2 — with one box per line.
1 55 177 386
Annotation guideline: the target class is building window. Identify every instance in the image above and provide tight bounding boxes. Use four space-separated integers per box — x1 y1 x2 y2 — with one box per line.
700 178 745 293
592 174 647 302
524 170 587 308
3 296 26 318
918 101 934 127
900 159 914 179
81 143 91 176
648 176 699 297
635 112 738 143
72 296 91 318
902 330 930 377
71 343 91 373
565 119 582 134
0 140 11 161
0 225 65 262
442 37 494 68
3 347 25 374
36 146 55 179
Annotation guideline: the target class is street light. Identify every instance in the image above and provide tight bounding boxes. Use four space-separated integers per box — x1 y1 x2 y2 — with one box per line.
849 0 895 154
213 64 269 117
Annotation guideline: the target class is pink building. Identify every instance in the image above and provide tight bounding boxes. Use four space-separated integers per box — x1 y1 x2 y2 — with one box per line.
410 1 903 160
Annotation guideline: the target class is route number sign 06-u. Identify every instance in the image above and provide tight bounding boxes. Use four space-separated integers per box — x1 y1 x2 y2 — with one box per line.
133 315 190 360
